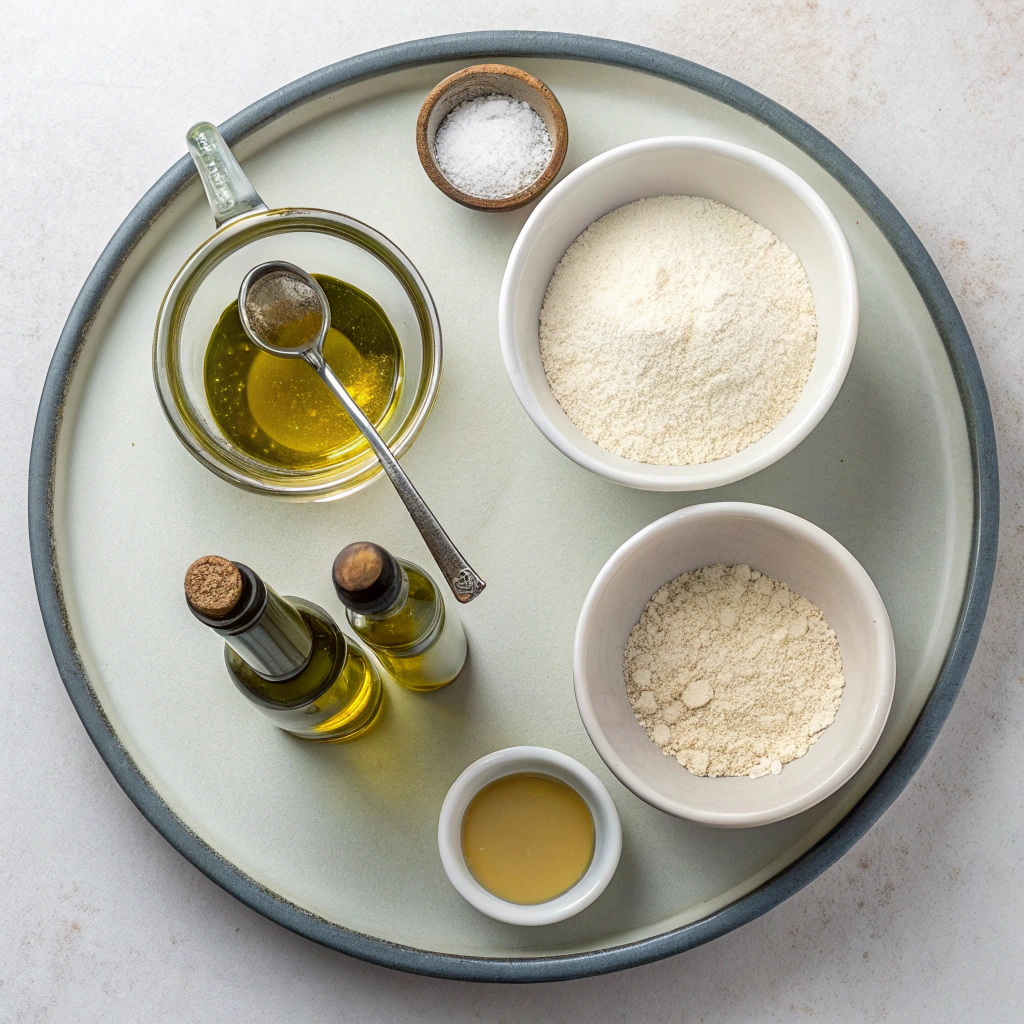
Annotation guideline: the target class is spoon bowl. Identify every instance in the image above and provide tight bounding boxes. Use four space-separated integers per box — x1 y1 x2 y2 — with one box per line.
239 262 330 358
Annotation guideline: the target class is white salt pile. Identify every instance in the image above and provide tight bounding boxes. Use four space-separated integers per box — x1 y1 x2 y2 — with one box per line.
433 93 552 199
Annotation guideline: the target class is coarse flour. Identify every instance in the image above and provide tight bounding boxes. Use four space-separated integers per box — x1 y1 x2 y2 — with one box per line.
624 564 845 778
539 196 817 465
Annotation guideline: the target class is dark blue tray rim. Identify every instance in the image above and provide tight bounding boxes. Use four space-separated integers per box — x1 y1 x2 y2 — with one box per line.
28 30 998 983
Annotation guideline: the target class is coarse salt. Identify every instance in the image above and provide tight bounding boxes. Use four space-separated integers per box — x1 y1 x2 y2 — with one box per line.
433 93 552 199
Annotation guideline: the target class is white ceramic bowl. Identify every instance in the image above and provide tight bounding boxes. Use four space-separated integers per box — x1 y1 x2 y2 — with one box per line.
498 137 859 490
574 503 895 827
437 746 622 925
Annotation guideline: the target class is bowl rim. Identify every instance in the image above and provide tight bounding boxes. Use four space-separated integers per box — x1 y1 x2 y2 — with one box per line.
573 502 896 827
437 745 623 925
415 63 569 212
498 135 859 491
152 206 443 501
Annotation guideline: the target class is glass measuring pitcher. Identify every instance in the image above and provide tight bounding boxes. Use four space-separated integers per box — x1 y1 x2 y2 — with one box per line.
153 123 442 501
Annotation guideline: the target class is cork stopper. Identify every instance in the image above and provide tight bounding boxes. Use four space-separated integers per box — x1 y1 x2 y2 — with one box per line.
333 542 402 614
334 542 385 591
184 556 244 618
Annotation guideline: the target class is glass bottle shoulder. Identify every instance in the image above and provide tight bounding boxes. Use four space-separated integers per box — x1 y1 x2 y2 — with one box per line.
226 597 345 709
347 560 443 653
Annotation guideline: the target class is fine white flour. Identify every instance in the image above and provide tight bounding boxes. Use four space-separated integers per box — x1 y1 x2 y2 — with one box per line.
624 564 845 778
539 196 817 465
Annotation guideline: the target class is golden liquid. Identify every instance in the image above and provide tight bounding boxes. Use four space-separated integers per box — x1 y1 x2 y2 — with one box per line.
204 274 402 470
225 599 384 742
461 774 595 904
303 643 384 743
347 562 460 691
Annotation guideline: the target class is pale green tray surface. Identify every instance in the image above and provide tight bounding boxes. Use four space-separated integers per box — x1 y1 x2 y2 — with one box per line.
54 60 971 958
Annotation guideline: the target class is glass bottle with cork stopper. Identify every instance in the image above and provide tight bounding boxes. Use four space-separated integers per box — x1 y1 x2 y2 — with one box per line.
333 542 467 691
184 555 383 741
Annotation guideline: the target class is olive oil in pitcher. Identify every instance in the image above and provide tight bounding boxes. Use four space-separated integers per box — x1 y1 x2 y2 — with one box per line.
204 274 402 470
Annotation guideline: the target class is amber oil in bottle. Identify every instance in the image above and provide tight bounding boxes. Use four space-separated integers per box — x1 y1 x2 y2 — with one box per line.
332 543 467 691
185 556 384 741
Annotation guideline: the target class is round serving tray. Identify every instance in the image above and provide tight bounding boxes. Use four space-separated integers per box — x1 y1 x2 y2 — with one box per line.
29 31 998 982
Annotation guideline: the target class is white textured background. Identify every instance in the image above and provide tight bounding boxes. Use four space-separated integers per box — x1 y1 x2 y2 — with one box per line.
2 1 1021 1019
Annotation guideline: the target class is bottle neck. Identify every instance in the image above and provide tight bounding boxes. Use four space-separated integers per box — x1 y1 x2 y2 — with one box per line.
355 563 410 622
190 564 313 681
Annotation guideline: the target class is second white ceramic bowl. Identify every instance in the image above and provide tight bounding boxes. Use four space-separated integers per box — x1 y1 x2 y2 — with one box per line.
499 137 859 490
574 503 895 827
437 746 622 925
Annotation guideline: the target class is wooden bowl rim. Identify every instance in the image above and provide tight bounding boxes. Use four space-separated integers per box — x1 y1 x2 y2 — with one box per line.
415 63 569 212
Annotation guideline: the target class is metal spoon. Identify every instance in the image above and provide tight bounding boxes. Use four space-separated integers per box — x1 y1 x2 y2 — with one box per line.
238 261 485 603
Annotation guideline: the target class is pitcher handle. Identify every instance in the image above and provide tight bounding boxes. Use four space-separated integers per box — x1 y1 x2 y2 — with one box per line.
186 122 269 227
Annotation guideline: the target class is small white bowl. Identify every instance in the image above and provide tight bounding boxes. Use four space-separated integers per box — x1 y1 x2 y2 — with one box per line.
574 503 895 827
437 746 622 925
498 137 859 491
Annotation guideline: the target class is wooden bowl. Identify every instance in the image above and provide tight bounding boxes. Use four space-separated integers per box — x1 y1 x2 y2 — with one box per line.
416 64 568 212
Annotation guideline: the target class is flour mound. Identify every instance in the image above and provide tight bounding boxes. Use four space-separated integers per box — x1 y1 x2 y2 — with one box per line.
624 564 845 778
539 196 817 466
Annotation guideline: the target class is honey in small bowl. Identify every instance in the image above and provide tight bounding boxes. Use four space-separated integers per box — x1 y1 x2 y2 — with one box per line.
204 273 402 470
460 773 595 905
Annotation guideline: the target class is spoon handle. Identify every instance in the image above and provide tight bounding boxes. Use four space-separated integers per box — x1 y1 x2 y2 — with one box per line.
306 353 486 604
